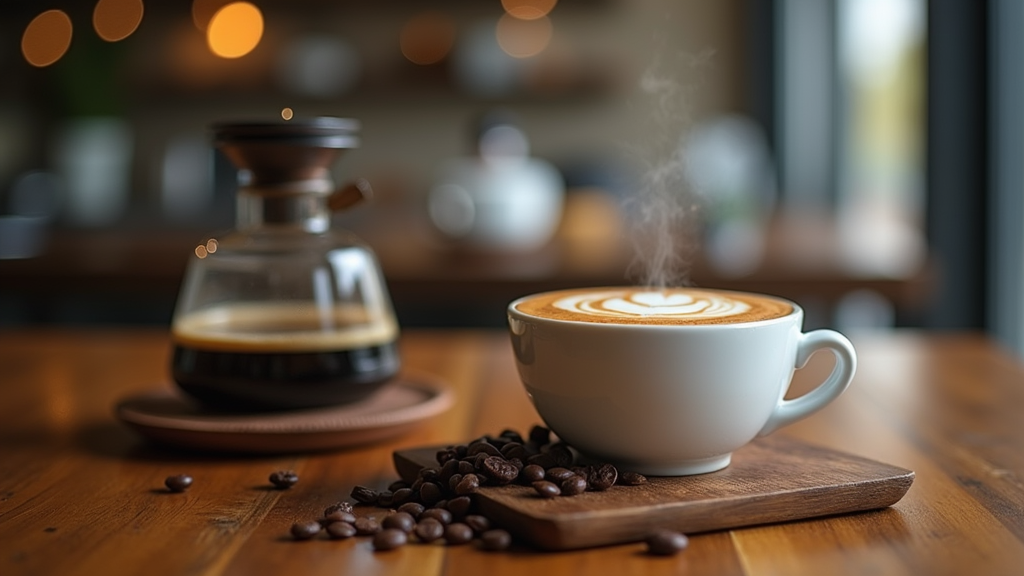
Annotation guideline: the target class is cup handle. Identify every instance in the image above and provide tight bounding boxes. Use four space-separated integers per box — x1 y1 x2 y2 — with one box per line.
757 329 857 437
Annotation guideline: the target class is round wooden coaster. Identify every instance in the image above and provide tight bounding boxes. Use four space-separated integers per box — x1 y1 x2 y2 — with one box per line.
115 374 452 453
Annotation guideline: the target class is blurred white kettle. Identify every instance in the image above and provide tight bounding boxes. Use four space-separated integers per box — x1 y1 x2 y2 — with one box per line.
429 112 564 251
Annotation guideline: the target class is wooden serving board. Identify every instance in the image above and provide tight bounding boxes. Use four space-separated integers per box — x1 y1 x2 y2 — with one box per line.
393 435 914 550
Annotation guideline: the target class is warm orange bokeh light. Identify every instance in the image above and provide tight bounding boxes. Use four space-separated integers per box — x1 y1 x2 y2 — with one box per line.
496 14 552 58
400 12 456 65
502 0 558 21
22 10 73 67
207 2 263 59
93 0 144 42
192 0 232 31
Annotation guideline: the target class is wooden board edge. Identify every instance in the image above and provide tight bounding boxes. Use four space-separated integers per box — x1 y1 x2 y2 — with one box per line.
507 471 917 550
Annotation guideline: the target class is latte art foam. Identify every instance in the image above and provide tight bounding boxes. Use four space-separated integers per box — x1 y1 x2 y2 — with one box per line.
514 288 793 326
557 290 750 320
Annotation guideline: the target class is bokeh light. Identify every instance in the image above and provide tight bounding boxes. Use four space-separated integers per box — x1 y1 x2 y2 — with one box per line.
400 12 457 65
93 0 145 42
281 107 294 120
502 0 558 21
192 0 232 31
22 10 73 67
207 2 263 59
496 14 552 58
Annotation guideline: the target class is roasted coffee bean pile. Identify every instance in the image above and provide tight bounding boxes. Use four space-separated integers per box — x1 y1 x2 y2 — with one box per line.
281 425 687 555
287 499 512 552
418 425 648 499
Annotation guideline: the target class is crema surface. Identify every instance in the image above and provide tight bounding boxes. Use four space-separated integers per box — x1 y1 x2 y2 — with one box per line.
172 301 398 352
513 288 793 325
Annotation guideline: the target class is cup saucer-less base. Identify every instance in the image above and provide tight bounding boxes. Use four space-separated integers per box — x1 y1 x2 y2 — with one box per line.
576 452 733 476
115 374 452 454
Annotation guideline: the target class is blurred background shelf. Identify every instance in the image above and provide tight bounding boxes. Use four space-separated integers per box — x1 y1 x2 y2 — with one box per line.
1 0 1018 356
0 205 935 330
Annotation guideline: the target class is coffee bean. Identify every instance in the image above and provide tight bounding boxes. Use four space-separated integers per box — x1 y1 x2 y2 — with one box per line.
444 523 474 545
520 464 545 484
499 429 526 444
560 475 587 496
388 479 409 492
464 514 491 534
439 458 460 484
419 481 443 506
373 528 408 551
448 474 463 493
326 521 357 539
268 470 298 489
350 485 378 504
526 452 557 469
545 467 576 482
415 517 445 543
619 471 648 486
481 456 518 485
324 510 356 525
532 480 561 498
164 474 193 493
324 501 354 516
467 442 502 458
646 530 689 555
418 467 440 482
455 473 480 495
376 490 395 508
486 436 510 450
436 448 458 465
434 499 448 511
392 487 414 506
420 508 452 525
529 425 551 447
549 443 574 468
480 529 512 551
382 512 416 533
353 516 381 535
457 460 476 475
473 452 491 470
588 464 618 491
290 520 322 540
398 502 425 517
500 442 528 461
447 496 472 518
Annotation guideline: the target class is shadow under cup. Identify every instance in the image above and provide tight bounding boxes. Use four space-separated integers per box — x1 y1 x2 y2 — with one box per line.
507 288 857 476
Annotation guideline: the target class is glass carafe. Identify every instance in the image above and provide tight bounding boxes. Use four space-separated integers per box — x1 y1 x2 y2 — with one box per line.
169 118 399 411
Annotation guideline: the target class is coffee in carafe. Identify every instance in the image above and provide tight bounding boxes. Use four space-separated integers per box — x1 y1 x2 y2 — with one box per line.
169 118 400 411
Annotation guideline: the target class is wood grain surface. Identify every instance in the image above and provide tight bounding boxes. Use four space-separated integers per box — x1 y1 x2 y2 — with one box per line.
1 329 1024 575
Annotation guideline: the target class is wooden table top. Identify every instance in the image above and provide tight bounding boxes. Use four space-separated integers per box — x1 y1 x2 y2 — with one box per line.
2 328 1023 575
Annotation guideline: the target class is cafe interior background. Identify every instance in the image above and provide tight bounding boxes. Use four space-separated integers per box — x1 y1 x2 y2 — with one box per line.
0 0 1022 360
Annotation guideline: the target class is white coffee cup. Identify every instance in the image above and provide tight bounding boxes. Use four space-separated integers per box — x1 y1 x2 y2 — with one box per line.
507 287 856 476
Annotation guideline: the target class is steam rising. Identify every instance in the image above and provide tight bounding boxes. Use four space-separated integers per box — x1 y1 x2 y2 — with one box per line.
623 51 712 289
